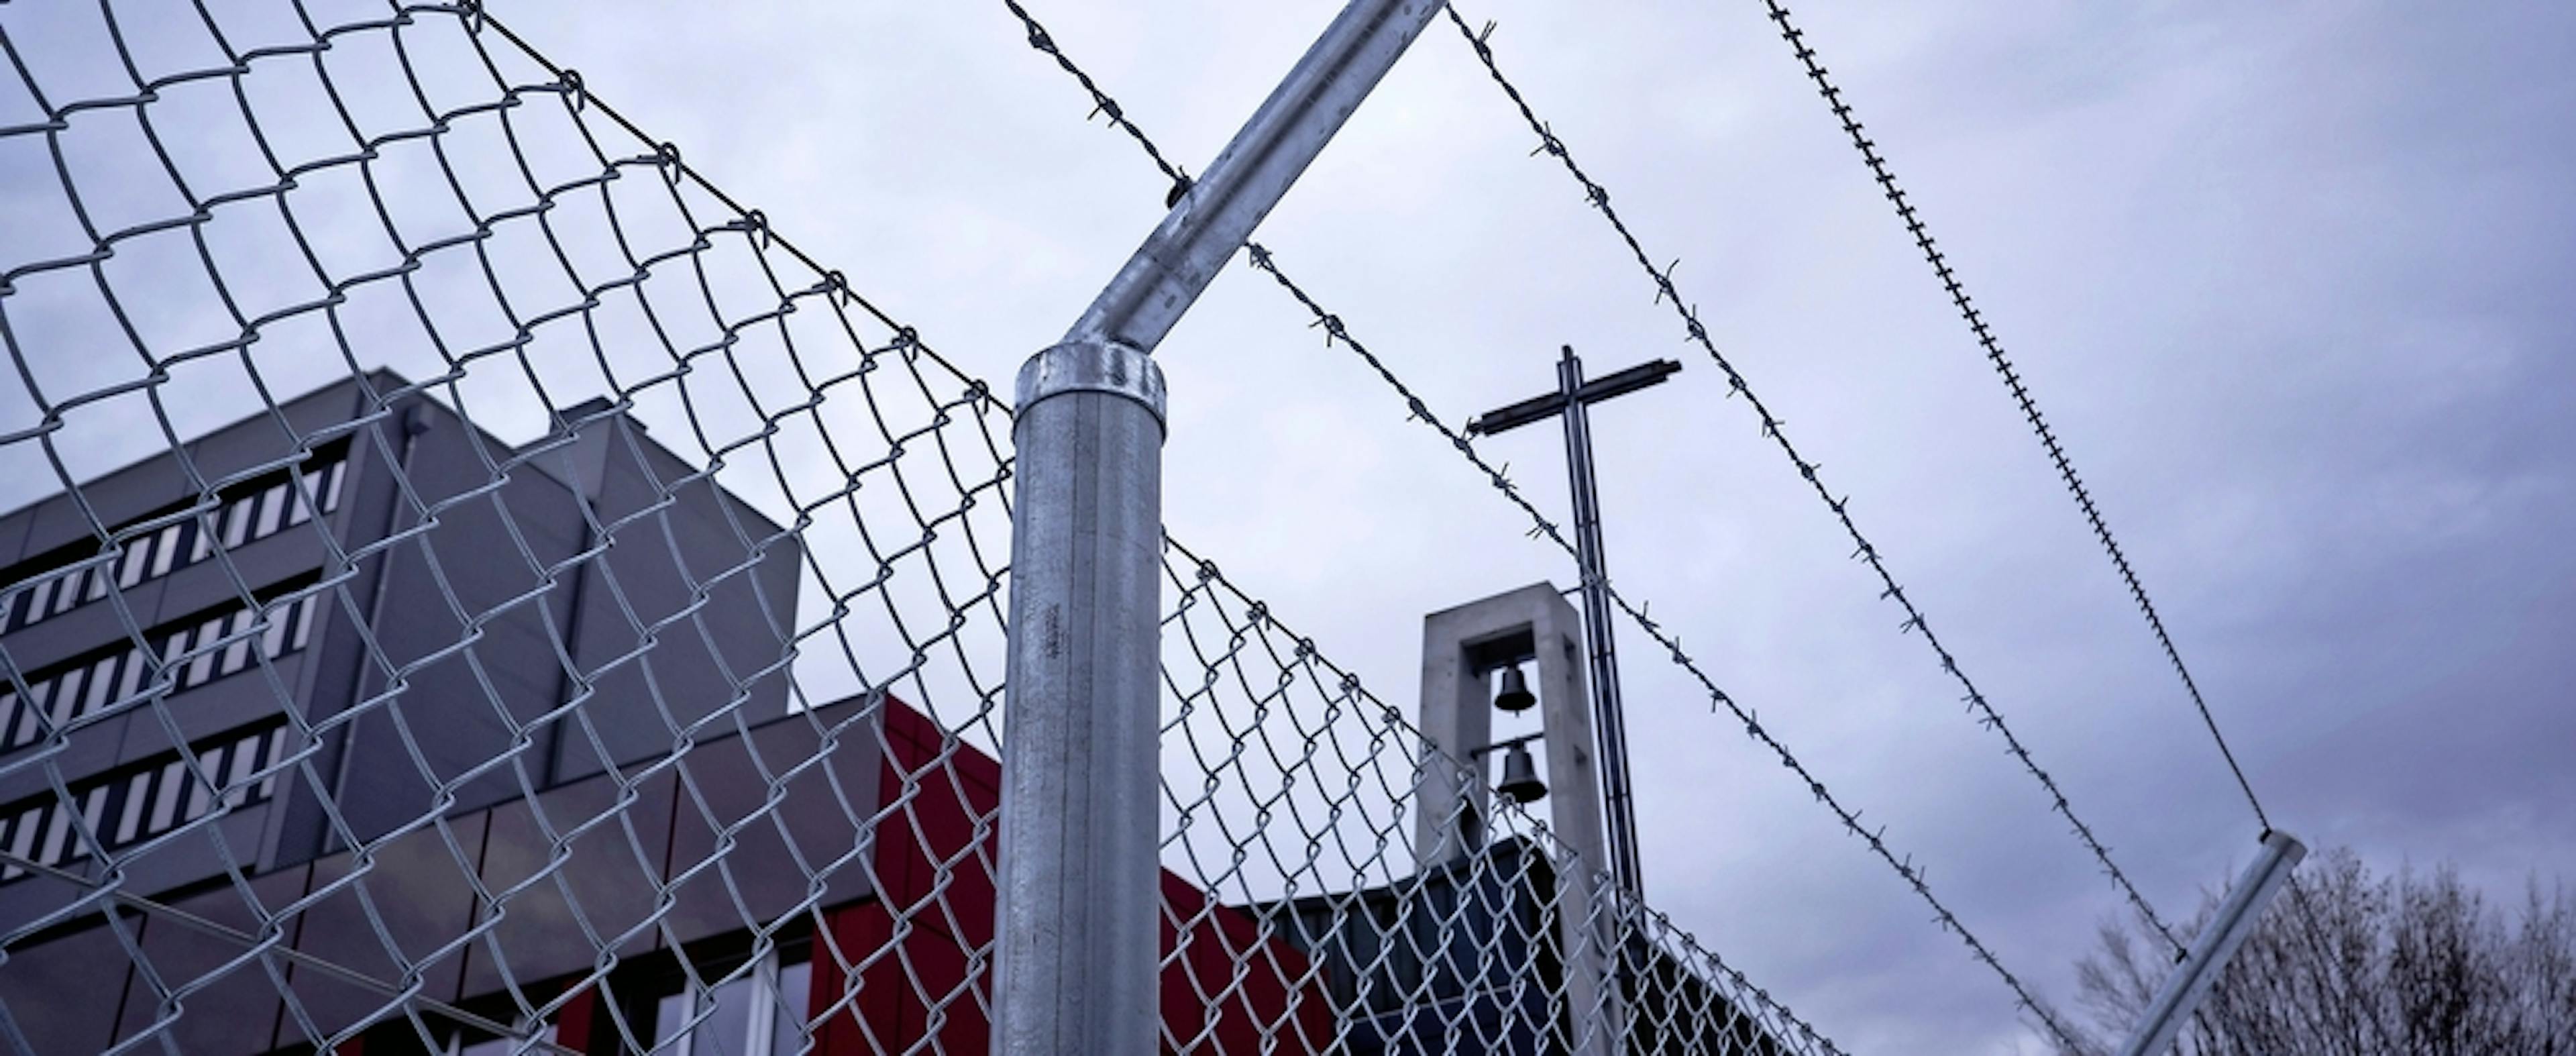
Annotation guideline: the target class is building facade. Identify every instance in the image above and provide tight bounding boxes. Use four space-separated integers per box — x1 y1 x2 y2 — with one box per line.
0 373 1323 1055
0 370 804 896
0 372 1788 1055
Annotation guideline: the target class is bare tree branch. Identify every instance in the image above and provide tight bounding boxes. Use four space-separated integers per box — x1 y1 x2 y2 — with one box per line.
2054 847 2575 1054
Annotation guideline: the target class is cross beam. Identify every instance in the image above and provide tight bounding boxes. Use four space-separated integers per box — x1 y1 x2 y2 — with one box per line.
1466 357 1682 437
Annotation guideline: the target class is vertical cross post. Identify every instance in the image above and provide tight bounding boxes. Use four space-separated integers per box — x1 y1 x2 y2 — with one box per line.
1556 347 1644 898
1468 347 1680 898
991 2 1442 1052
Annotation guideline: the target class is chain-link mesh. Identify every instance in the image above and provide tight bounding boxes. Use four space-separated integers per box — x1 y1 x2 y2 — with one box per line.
0 3 1833 1053
1155 541 1842 1056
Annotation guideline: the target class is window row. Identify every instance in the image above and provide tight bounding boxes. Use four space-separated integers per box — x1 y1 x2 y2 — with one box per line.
1 591 324 752
1 453 347 635
0 721 291 882
375 946 814 1056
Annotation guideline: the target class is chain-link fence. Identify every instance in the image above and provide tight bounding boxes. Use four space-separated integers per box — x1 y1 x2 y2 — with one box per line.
0 3 1833 1053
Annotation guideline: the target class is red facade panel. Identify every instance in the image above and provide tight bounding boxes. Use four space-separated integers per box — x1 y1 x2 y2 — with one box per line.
808 698 1332 1054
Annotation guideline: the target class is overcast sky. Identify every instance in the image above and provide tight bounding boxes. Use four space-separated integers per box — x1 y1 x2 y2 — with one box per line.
8 1 2575 1051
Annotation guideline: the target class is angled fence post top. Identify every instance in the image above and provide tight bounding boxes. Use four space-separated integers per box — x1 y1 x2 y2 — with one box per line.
1063 0 1444 354
991 1 1445 1053
2118 830 2308 1056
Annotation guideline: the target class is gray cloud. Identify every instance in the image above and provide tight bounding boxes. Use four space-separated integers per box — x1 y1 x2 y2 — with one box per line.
5 1 2570 1051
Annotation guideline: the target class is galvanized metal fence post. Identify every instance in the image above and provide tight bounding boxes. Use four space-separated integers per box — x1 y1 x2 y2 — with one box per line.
989 1 1443 1051
2116 830 2307 1056
993 343 1170 1053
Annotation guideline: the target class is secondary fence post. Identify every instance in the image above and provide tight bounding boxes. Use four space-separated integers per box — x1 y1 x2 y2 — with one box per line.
990 2 1443 1051
2116 830 2308 1056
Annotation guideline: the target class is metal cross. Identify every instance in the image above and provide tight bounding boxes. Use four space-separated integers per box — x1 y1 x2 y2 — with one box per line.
1468 345 1680 897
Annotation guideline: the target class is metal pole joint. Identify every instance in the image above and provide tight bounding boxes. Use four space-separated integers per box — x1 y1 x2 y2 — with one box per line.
1016 339 1168 431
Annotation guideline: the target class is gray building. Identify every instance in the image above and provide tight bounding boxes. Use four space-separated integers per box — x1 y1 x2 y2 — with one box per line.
1254 839 1803 1056
0 372 882 1055
0 371 1799 1055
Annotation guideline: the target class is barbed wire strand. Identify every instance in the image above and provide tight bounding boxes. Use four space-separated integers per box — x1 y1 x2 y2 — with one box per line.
1746 0 2271 835
999 0 1197 197
988 3 2086 1045
1434 1 2184 957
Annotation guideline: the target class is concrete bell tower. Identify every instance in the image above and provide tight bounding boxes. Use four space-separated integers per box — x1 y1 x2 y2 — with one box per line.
1417 581 1621 1055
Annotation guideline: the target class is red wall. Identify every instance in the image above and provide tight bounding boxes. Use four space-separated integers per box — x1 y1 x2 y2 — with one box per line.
810 698 1333 1053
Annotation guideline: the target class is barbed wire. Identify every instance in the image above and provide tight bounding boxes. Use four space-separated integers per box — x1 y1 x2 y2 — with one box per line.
1165 535 1850 1055
482 6 1849 1049
0 2 1861 1053
1244 245 2082 1049
997 0 1196 202
1746 0 2273 834
988 2 2084 1043
1434 1 2184 957
466 13 998 408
